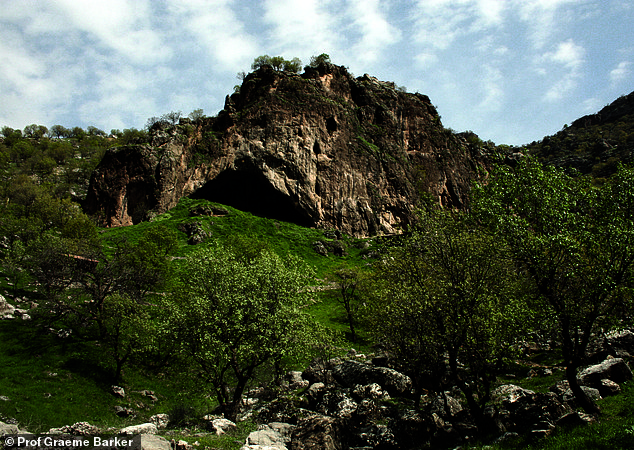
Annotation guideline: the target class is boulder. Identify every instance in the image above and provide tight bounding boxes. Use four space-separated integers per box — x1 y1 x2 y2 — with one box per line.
112 385 126 398
578 357 633 387
598 379 622 397
141 435 171 450
0 420 26 435
207 418 237 435
302 358 340 385
493 385 570 433
290 415 341 450
0 295 16 319
352 383 389 401
149 414 170 429
332 360 412 397
244 422 295 450
120 423 158 435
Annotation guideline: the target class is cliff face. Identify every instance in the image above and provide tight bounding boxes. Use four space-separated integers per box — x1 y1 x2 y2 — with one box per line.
85 64 491 237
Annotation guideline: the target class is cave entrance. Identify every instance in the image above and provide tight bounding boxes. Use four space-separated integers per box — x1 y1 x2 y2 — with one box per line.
189 168 313 227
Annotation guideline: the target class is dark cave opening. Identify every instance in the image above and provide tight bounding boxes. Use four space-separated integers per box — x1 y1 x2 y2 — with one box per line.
189 168 314 227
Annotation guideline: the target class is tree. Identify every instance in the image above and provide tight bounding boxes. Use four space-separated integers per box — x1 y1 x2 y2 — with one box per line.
50 125 70 139
101 293 155 382
309 53 331 67
188 109 205 121
369 207 526 422
473 158 634 414
29 224 176 341
166 245 317 421
23 124 48 139
327 266 366 342
251 55 302 73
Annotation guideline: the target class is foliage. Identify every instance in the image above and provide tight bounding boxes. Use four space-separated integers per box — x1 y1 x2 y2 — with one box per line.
368 206 527 421
145 111 182 130
188 108 205 121
308 53 331 68
472 158 634 413
251 55 303 73
326 265 367 342
165 245 319 421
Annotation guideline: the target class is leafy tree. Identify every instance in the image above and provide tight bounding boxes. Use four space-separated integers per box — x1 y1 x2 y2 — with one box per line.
251 55 302 73
188 109 205 121
473 158 634 414
1 126 16 138
23 124 48 139
101 293 155 381
86 126 106 137
166 245 317 421
327 266 366 342
369 207 526 423
309 53 331 67
29 225 176 342
50 125 70 139
70 126 86 140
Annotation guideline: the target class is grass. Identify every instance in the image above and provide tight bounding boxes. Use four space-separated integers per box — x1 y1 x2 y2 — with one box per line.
4 198 634 449
0 198 372 445
101 197 374 277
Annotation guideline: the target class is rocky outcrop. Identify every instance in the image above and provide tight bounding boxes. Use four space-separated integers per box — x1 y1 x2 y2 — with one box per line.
85 63 491 237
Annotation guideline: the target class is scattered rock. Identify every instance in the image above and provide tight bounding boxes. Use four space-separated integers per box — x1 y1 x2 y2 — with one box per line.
206 417 237 435
120 423 158 435
141 434 172 450
112 385 126 398
49 422 101 435
578 357 633 387
243 422 295 450
332 360 412 397
149 414 170 429
172 439 194 450
290 414 341 450
0 420 26 435
114 405 136 418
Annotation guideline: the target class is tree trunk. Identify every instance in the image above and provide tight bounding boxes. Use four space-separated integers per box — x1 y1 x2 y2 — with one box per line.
565 363 601 415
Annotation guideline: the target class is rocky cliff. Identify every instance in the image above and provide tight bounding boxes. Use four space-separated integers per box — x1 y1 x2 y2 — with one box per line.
85 63 492 237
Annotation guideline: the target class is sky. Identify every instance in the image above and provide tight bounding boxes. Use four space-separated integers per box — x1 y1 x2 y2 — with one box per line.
1 0 633 146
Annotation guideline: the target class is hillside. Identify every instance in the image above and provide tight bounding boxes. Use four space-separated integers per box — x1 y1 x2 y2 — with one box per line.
525 90 634 179
3 68 634 450
83 62 494 237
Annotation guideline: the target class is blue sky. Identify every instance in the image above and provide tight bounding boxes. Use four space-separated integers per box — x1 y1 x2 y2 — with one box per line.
1 0 633 146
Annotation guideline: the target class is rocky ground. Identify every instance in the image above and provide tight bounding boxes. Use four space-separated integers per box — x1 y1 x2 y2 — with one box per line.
3 292 634 449
2 330 633 449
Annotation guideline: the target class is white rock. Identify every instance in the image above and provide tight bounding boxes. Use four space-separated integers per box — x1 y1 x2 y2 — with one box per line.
120 423 158 435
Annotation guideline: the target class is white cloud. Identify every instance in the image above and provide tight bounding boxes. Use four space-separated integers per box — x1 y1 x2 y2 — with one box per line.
51 0 171 65
411 0 507 67
347 0 401 66
540 39 585 102
478 64 504 111
544 39 585 69
263 0 341 57
168 0 259 73
610 61 631 84
515 0 579 49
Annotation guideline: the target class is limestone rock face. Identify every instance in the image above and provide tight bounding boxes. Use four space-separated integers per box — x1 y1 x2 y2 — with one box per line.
85 64 491 237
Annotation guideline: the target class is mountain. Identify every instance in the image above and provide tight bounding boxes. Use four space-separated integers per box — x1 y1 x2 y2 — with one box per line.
526 90 634 178
84 63 493 237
